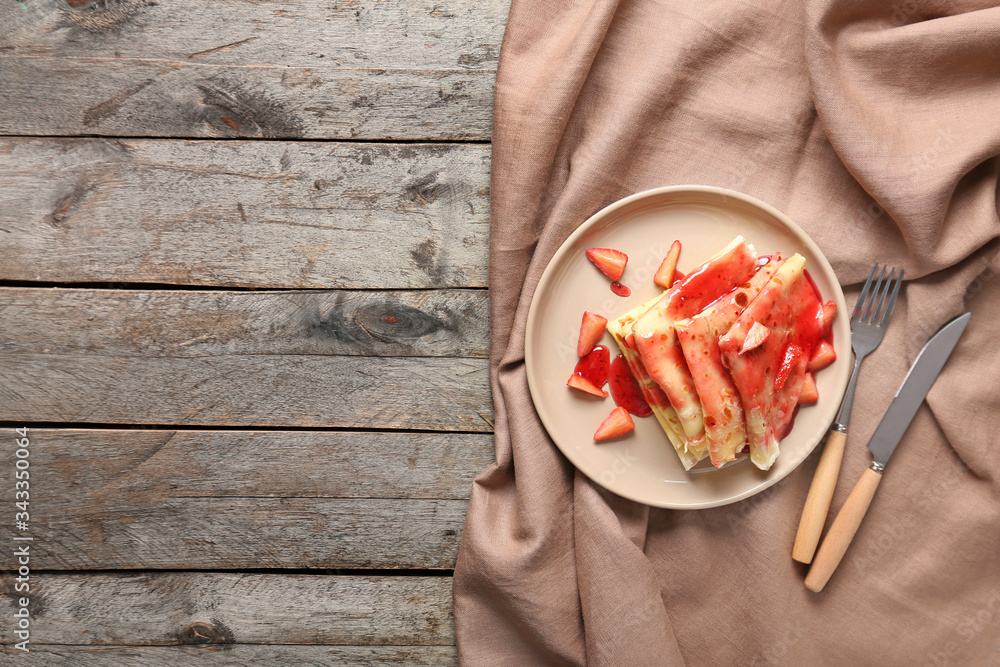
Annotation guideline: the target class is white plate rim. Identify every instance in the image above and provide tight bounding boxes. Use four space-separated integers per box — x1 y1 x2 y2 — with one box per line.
524 184 850 509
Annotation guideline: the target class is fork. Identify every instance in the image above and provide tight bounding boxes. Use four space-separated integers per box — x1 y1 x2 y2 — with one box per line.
792 264 904 564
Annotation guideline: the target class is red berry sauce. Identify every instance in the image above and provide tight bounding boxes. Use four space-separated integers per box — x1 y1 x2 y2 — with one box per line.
610 281 631 297
609 354 652 417
574 345 610 388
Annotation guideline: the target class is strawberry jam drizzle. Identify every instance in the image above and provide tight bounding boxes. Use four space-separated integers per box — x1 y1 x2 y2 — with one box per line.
609 354 652 417
610 281 631 297
666 244 758 319
574 345 610 388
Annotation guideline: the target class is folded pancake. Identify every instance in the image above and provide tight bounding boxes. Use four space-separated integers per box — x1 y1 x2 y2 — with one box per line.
674 254 784 467
718 254 824 470
631 236 759 457
607 294 703 469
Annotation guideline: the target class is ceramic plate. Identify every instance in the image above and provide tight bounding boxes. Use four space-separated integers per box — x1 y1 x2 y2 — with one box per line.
524 186 850 509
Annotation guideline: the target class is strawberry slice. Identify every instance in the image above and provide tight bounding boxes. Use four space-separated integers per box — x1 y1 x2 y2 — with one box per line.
798 372 819 404
819 301 837 337
577 311 608 357
739 320 771 355
807 339 836 372
586 248 628 280
567 373 608 398
774 344 805 392
593 406 635 441
653 240 682 289
671 270 685 286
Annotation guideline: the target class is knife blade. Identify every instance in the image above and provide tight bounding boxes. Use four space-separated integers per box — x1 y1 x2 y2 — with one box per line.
805 311 971 592
867 311 971 468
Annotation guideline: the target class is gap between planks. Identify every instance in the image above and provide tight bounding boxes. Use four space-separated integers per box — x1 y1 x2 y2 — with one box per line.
0 281 490 293
0 422 493 434
0 133 492 145
28 568 455 577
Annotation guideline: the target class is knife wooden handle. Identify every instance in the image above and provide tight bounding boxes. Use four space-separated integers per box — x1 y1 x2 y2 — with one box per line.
792 429 847 564
804 465 883 593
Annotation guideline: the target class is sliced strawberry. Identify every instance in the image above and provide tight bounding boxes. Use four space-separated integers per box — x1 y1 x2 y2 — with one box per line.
671 270 685 286
653 240 682 289
593 406 635 441
586 247 628 281
819 301 837 338
568 373 608 398
739 320 771 355
798 372 819 404
807 339 836 372
774 344 805 392
577 311 608 357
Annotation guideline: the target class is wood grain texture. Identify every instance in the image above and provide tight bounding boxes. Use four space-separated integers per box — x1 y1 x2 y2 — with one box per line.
792 429 848 564
0 0 506 139
0 139 490 288
804 466 883 593
0 645 458 666
0 286 494 430
0 352 491 429
4 496 467 569
0 429 490 569
0 573 454 645
3 429 493 501
0 288 489 358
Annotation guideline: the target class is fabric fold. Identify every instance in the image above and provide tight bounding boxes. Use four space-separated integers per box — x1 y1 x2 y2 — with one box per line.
455 0 1000 663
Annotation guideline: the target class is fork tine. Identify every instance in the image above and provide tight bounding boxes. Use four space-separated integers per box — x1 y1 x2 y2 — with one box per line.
862 266 887 323
879 269 904 327
852 265 879 319
870 268 895 324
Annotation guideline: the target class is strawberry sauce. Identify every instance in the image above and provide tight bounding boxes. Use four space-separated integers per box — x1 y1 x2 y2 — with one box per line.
610 281 631 297
574 345 610 388
609 354 652 417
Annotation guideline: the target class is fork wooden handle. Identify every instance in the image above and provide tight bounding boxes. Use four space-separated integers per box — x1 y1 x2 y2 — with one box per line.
805 466 883 592
792 428 847 564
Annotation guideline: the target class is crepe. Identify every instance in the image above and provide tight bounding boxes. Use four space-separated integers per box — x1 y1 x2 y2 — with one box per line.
629 236 759 459
718 254 825 470
606 293 700 469
674 254 783 467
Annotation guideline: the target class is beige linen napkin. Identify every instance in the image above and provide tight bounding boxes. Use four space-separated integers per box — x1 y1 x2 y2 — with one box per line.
454 0 1000 664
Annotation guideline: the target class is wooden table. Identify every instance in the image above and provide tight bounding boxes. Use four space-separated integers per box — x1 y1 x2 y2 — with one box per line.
0 1 505 661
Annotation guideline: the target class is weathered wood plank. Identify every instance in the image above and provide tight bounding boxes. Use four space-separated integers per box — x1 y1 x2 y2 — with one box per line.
0 60 495 141
3 0 505 70
0 0 506 139
0 574 454 645
2 497 466 569
3 429 494 501
0 353 492 430
0 429 489 569
0 645 458 666
1 288 489 358
0 138 490 288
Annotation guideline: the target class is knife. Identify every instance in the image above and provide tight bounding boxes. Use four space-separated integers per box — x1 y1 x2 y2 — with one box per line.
804 312 971 593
